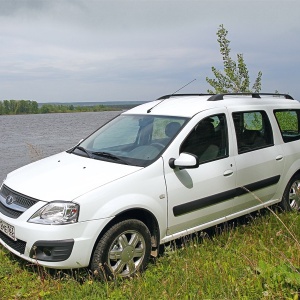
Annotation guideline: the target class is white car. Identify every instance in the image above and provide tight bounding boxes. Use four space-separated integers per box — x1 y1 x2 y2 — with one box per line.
0 93 300 279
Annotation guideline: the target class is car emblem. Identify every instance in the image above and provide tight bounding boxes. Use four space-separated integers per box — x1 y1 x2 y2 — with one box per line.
6 195 16 205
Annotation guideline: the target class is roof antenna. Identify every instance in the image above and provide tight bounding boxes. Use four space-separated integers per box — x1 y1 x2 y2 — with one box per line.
147 78 197 113
172 78 197 95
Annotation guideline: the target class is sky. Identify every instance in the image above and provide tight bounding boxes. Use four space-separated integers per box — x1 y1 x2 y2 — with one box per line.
0 0 299 103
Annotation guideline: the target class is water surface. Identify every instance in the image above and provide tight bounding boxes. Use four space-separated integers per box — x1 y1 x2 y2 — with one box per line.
0 111 120 184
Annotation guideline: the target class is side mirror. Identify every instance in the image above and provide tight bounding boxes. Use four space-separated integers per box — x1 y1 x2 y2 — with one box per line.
169 152 199 169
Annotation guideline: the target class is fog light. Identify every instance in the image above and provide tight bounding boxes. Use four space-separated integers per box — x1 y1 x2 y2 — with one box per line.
43 247 52 257
29 239 74 262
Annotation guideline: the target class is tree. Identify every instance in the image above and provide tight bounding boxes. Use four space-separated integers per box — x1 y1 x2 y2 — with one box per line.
3 100 10 114
206 24 262 94
40 104 51 114
30 101 39 114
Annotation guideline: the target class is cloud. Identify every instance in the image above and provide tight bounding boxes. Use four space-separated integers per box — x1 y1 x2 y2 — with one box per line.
0 0 299 101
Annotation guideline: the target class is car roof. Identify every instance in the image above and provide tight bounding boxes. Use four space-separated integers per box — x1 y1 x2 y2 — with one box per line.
124 93 299 118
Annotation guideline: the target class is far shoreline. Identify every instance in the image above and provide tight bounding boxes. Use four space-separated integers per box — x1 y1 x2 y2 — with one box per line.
0 100 146 115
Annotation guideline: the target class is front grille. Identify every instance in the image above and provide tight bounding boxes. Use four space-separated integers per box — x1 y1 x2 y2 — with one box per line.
1 185 39 208
0 185 39 219
0 201 22 218
0 230 26 254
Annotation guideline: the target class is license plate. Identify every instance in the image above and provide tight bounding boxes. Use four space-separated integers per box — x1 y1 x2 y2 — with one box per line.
0 218 16 241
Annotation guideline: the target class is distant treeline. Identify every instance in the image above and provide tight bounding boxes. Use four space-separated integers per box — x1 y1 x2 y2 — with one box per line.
0 100 120 115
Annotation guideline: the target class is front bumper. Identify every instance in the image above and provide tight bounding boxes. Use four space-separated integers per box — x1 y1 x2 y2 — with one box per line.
0 212 113 269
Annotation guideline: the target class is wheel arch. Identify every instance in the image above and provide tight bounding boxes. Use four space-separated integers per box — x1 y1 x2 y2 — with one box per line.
278 160 300 198
291 169 300 178
279 169 300 212
89 208 160 267
282 169 300 194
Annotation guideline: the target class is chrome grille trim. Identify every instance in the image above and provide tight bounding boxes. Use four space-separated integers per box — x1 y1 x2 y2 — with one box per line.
0 185 39 219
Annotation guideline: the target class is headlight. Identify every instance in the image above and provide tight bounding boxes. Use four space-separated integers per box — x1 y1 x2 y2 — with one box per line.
28 201 79 225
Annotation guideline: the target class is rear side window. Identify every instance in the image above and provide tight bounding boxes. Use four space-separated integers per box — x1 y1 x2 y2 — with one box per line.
233 111 273 154
274 110 300 142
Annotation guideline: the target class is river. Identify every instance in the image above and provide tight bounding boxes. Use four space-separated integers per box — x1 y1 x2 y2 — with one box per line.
0 111 121 184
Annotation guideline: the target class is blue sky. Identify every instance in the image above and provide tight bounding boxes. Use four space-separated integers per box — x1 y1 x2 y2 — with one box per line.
0 0 299 103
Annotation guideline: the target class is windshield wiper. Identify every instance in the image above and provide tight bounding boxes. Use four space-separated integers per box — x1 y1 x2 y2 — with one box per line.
74 146 92 158
92 151 129 165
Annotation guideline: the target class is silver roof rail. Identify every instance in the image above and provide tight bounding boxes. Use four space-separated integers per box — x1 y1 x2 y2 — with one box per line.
207 93 294 101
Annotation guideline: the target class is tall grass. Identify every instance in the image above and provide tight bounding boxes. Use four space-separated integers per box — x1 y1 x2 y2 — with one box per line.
0 210 299 299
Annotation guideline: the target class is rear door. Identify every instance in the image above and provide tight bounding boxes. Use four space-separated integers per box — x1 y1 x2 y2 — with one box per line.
229 108 284 212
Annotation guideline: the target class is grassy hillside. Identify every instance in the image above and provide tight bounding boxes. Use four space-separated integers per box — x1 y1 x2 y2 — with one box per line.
0 209 299 299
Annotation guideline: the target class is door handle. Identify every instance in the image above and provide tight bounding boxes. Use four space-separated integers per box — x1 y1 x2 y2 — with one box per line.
276 155 283 161
223 170 234 176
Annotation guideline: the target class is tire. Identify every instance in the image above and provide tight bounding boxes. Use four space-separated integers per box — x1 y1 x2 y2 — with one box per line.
280 174 300 212
91 219 151 280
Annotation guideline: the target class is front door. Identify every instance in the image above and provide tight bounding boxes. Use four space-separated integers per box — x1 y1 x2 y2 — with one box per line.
163 111 237 235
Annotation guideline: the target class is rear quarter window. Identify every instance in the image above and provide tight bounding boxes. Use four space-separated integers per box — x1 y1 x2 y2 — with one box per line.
233 111 273 154
274 110 300 142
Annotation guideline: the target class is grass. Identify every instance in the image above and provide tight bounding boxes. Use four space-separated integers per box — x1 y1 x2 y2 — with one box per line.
0 209 299 299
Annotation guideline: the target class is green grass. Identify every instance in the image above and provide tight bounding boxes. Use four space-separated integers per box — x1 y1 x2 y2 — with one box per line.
0 210 299 300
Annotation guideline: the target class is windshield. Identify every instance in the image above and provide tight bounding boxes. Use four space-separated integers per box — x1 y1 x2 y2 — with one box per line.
73 114 187 166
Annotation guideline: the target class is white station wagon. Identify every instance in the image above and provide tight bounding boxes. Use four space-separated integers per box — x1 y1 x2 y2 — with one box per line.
1 93 300 279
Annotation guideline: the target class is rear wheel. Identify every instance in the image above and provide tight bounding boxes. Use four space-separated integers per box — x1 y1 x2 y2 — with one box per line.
91 219 151 280
280 174 300 212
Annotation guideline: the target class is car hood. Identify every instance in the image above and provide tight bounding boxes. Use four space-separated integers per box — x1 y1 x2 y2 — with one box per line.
4 152 142 202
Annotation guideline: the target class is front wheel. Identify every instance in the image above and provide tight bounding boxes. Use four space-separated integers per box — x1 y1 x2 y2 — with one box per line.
280 174 300 212
91 219 151 280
